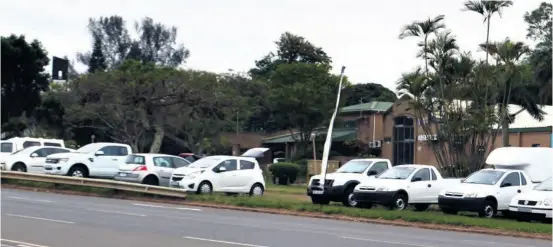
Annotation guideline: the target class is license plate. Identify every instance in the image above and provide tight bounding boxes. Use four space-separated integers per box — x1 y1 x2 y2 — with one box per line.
170 181 180 186
118 172 127 177
44 165 52 169
312 190 324 195
518 207 532 213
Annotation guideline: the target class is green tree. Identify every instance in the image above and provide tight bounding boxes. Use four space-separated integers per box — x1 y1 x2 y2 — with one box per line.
525 2 552 105
1 35 50 127
463 0 513 64
343 83 397 105
88 35 107 73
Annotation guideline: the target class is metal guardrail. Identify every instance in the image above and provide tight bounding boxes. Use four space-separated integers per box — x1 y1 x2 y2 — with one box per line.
0 171 187 198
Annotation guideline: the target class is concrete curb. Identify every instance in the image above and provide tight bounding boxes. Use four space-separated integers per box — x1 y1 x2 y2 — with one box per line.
2 183 551 240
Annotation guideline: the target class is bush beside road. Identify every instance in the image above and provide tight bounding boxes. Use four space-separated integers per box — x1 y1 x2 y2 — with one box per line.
2 178 551 237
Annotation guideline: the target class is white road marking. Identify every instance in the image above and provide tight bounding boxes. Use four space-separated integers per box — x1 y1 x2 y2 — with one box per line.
132 203 201 211
342 236 435 247
1 239 48 247
6 214 75 224
86 208 146 217
183 236 269 247
7 196 53 203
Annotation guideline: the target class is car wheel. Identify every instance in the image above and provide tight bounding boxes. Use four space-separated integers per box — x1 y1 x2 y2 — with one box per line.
311 196 330 205
389 193 408 210
249 184 264 196
342 186 358 207
197 181 212 195
479 200 497 218
11 163 27 172
68 166 87 177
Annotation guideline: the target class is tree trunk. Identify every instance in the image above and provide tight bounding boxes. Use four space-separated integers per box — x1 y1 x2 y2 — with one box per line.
424 35 429 76
501 110 509 147
485 15 491 64
149 125 165 153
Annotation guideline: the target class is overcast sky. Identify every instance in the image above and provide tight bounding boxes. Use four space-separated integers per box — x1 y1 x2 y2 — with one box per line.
1 0 543 91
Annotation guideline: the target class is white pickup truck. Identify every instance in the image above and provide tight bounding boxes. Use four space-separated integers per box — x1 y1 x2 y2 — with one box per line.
438 147 552 218
352 164 462 210
307 158 392 207
44 142 132 178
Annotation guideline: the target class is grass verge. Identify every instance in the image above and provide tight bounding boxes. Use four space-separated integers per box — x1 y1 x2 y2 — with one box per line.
3 179 551 238
266 183 307 195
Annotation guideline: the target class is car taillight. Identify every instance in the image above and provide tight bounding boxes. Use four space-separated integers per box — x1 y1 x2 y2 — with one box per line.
133 165 147 171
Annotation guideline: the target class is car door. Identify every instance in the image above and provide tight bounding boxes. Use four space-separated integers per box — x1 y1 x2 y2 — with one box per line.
95 146 129 177
237 159 256 189
213 159 238 191
27 148 51 173
426 168 441 203
408 168 431 203
497 171 522 210
152 156 174 186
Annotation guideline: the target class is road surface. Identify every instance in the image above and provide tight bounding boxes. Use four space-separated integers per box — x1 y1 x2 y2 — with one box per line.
1 189 551 247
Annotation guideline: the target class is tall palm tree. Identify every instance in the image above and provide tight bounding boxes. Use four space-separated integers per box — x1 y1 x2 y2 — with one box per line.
399 15 446 76
480 39 544 146
463 1 513 64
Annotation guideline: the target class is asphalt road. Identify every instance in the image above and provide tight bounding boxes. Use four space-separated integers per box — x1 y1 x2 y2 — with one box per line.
1 189 551 247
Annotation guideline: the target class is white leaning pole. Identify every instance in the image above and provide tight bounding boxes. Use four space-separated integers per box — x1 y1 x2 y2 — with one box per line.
319 66 346 194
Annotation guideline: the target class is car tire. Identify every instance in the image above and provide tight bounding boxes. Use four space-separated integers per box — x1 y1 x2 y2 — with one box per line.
478 200 497 218
68 166 87 178
197 181 213 195
341 186 358 207
11 163 27 172
249 183 264 196
413 204 430 212
389 193 408 210
311 196 330 205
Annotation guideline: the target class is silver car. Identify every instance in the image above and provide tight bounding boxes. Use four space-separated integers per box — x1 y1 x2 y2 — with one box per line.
114 153 191 186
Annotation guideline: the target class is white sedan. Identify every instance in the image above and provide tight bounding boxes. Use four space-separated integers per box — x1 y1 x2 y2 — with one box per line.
0 146 74 173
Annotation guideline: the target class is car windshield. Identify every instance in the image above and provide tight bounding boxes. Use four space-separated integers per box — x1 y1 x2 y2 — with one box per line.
335 160 373 173
377 166 416 179
0 142 13 153
76 144 100 153
534 177 552 191
188 157 221 168
462 170 505 185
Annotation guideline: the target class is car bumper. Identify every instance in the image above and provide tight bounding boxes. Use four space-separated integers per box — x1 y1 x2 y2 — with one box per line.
352 191 396 205
438 196 486 212
509 205 552 219
170 178 198 192
114 172 143 183
306 185 345 200
43 163 69 175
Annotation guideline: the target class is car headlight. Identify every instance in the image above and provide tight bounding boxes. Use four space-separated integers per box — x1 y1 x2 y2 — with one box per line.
60 158 69 162
543 199 551 206
376 187 388 191
464 192 478 198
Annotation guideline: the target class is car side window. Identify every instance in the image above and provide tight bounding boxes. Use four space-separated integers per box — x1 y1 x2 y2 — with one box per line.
100 146 129 156
430 169 437 180
23 141 41 148
413 168 430 181
520 172 527 185
240 160 255 170
44 142 62 147
32 148 50 157
171 157 190 168
153 157 174 168
502 172 521 187
214 159 237 172
367 162 388 175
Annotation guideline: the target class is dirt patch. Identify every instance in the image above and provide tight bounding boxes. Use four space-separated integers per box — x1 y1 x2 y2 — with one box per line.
2 183 551 240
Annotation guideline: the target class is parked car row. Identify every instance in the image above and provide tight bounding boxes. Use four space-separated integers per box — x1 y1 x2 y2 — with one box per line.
0 138 266 197
307 147 553 223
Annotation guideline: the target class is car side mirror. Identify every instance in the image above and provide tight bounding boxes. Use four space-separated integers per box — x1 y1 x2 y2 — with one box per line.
460 178 465 183
95 151 105 156
500 182 512 188
367 170 378 176
412 177 422 182
30 153 38 158
218 166 227 172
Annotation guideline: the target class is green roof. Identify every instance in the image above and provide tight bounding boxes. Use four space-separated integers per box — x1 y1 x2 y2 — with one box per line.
508 126 552 133
340 101 394 114
263 128 357 144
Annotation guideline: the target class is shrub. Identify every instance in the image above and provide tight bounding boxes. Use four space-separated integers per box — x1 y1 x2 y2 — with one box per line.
269 162 300 185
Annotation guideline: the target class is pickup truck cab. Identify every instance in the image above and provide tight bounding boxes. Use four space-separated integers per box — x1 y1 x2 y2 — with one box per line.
44 142 132 178
438 147 552 218
307 158 392 207
509 176 552 222
352 164 462 210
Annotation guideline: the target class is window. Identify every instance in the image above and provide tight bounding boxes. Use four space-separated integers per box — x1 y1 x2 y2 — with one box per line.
412 168 430 181
32 148 50 157
430 169 437 180
100 146 129 156
501 172 521 187
172 157 190 168
23 141 41 148
240 160 255 170
125 155 145 165
532 144 541 147
520 173 527 185
392 116 415 165
1 143 13 153
153 157 174 168
41 148 70 156
44 142 62 147
367 162 388 175
214 159 237 172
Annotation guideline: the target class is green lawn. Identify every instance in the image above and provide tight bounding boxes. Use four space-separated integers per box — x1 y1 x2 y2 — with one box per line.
266 183 306 195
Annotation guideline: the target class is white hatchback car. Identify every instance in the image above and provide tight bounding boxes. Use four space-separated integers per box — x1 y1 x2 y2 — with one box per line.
114 153 191 187
170 155 265 196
